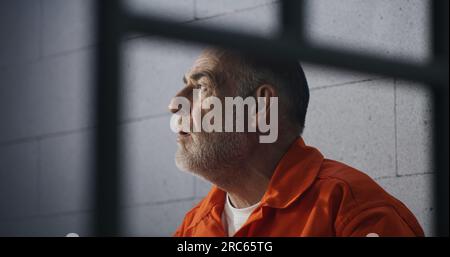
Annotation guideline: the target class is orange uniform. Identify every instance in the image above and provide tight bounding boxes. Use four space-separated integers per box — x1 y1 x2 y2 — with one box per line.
174 137 424 237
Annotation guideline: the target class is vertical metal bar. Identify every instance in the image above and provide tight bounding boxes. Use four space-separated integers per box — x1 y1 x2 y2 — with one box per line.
431 0 449 237
280 0 305 42
94 0 123 236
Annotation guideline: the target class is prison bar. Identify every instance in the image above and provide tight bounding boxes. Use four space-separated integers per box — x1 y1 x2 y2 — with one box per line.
124 12 447 87
280 0 305 42
94 0 124 236
431 0 449 236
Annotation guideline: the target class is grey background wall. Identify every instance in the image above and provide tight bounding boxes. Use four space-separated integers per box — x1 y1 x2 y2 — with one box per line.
0 0 434 236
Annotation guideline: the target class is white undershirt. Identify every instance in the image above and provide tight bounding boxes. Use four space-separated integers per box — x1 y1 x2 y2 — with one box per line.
222 193 260 236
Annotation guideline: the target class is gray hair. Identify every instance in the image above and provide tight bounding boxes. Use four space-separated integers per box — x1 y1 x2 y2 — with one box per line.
207 49 310 134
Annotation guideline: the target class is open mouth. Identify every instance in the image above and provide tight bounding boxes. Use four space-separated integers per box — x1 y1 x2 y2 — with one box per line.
178 130 191 138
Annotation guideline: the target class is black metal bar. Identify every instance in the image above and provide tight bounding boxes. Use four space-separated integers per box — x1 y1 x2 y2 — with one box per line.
431 0 449 237
124 13 448 86
94 0 124 236
280 0 305 42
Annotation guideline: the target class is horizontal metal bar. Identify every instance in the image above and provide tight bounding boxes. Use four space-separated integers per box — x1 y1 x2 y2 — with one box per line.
124 12 448 87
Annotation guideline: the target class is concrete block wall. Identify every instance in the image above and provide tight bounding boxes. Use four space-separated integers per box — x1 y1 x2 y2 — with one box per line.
0 0 434 236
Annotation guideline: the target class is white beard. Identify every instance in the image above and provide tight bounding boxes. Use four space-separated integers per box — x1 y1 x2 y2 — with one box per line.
175 132 250 182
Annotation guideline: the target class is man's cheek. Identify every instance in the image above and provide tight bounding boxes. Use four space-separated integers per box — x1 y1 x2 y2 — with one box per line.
191 106 202 132
191 89 204 132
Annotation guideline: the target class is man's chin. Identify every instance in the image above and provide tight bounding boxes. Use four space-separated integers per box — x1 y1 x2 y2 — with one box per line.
175 148 198 173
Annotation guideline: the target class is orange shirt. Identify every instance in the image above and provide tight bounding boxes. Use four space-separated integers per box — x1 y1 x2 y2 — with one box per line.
174 137 424 237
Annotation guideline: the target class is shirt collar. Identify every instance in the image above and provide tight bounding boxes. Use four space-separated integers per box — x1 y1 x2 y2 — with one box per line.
190 137 324 226
261 137 324 208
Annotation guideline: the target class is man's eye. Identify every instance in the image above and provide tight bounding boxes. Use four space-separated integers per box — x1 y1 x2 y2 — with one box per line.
198 84 208 91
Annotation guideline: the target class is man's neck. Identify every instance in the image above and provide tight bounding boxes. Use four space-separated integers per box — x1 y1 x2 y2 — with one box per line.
224 136 297 209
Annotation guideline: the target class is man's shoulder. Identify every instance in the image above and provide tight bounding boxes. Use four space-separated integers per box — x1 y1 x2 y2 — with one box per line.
317 159 379 185
313 159 395 205
312 159 420 225
309 159 424 236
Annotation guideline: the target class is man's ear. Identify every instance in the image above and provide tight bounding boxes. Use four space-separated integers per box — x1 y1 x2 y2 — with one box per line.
255 84 277 107
253 84 277 130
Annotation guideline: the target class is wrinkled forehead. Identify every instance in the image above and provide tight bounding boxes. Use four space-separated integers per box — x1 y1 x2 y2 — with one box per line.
189 51 223 75
184 50 239 94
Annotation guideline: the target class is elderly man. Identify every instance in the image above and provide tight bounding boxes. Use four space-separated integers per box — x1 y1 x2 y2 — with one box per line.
169 49 424 237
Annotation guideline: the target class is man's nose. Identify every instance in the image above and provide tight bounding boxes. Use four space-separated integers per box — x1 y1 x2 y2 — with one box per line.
168 97 180 114
168 86 192 114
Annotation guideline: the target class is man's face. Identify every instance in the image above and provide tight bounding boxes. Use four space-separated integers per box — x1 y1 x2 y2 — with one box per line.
169 51 252 180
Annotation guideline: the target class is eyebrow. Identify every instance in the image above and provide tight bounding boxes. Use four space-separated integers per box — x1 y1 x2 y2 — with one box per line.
182 72 211 84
